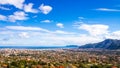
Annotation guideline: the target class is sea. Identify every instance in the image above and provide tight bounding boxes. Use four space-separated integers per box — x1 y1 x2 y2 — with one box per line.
0 46 78 50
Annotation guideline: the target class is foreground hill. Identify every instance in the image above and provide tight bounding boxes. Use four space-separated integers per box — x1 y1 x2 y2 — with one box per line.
79 39 120 50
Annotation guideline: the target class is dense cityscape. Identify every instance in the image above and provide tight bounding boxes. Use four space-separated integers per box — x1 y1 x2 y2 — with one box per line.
0 48 120 68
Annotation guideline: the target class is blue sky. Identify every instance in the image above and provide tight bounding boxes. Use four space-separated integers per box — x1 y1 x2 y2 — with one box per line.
0 0 120 46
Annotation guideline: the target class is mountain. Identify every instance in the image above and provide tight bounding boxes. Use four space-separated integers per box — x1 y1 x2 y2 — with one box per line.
79 39 120 50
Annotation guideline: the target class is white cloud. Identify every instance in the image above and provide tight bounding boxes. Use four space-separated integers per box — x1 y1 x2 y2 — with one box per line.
1 25 120 46
78 17 85 19
0 11 28 22
0 0 25 9
39 4 52 14
54 30 74 34
79 24 109 36
41 20 51 23
0 6 10 10
18 32 29 38
0 14 7 21
95 8 120 12
24 3 38 13
8 11 28 22
5 26 50 32
106 31 120 39
56 23 64 28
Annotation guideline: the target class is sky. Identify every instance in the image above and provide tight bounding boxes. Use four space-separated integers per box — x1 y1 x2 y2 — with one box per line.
0 0 120 46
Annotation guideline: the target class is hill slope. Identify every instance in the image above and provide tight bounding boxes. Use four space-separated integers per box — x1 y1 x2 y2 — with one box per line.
79 39 120 50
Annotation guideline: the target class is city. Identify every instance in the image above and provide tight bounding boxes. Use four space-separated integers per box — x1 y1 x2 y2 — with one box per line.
0 49 120 68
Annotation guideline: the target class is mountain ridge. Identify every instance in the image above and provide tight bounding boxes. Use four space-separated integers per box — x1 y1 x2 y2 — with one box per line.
79 39 120 50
